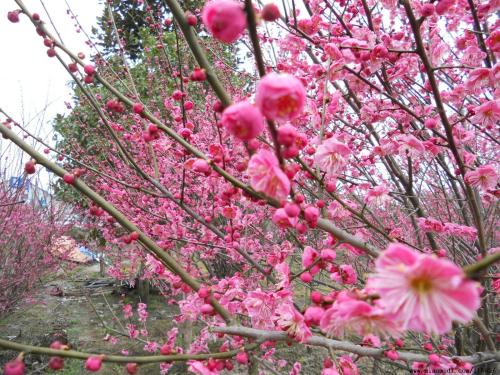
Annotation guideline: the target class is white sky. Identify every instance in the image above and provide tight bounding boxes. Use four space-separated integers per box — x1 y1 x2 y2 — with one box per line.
0 0 102 186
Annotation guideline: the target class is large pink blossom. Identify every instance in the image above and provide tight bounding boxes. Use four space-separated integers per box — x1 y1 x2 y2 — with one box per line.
247 149 291 200
255 73 306 121
221 101 265 140
314 137 350 176
367 244 481 334
201 0 246 43
471 100 500 127
464 164 498 191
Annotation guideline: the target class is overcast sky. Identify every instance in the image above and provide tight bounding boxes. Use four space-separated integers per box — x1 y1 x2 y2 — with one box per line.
0 0 102 185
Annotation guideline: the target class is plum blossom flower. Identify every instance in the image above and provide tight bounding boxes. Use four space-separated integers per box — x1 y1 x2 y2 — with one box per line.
302 246 321 275
338 355 359 375
471 100 500 127
464 165 498 191
485 29 500 53
188 361 218 375
320 291 401 338
364 185 389 205
417 217 445 233
314 137 350 176
275 303 312 343
244 290 280 329
443 222 478 241
398 135 425 158
256 73 306 121
362 334 381 347
367 243 481 334
201 0 246 43
221 101 265 140
331 264 357 285
247 149 291 200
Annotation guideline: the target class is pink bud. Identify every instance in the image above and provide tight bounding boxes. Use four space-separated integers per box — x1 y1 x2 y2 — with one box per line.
48 357 64 371
160 343 171 355
132 103 144 114
192 159 210 174
277 124 297 146
261 3 281 22
200 303 214 314
325 181 336 192
85 356 102 372
284 203 300 217
63 173 75 185
384 350 399 361
310 291 323 304
304 206 320 227
428 354 440 364
83 64 96 75
296 222 307 234
235 351 248 364
125 363 138 374
172 90 184 101
300 271 313 283
186 12 197 26
190 68 207 81
25 160 36 174
198 286 210 298
421 4 435 17
282 145 299 159
4 359 25 375
7 11 20 23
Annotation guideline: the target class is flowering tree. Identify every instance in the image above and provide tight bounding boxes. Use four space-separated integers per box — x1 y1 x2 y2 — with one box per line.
1 0 499 374
0 160 67 317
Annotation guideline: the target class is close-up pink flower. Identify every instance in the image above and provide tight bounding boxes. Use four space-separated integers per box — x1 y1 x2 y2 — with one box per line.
464 164 498 191
366 244 481 334
246 149 291 200
255 73 306 121
201 0 247 43
221 101 265 140
314 137 351 176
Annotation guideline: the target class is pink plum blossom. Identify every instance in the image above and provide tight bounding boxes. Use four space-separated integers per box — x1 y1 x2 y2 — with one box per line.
255 73 306 121
221 101 265 140
314 137 350 176
464 165 498 191
247 149 291 200
471 100 500 127
275 303 312 343
367 244 481 334
320 291 401 338
201 0 246 43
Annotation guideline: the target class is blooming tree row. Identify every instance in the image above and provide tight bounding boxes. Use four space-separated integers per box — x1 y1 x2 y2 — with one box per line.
1 0 499 374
